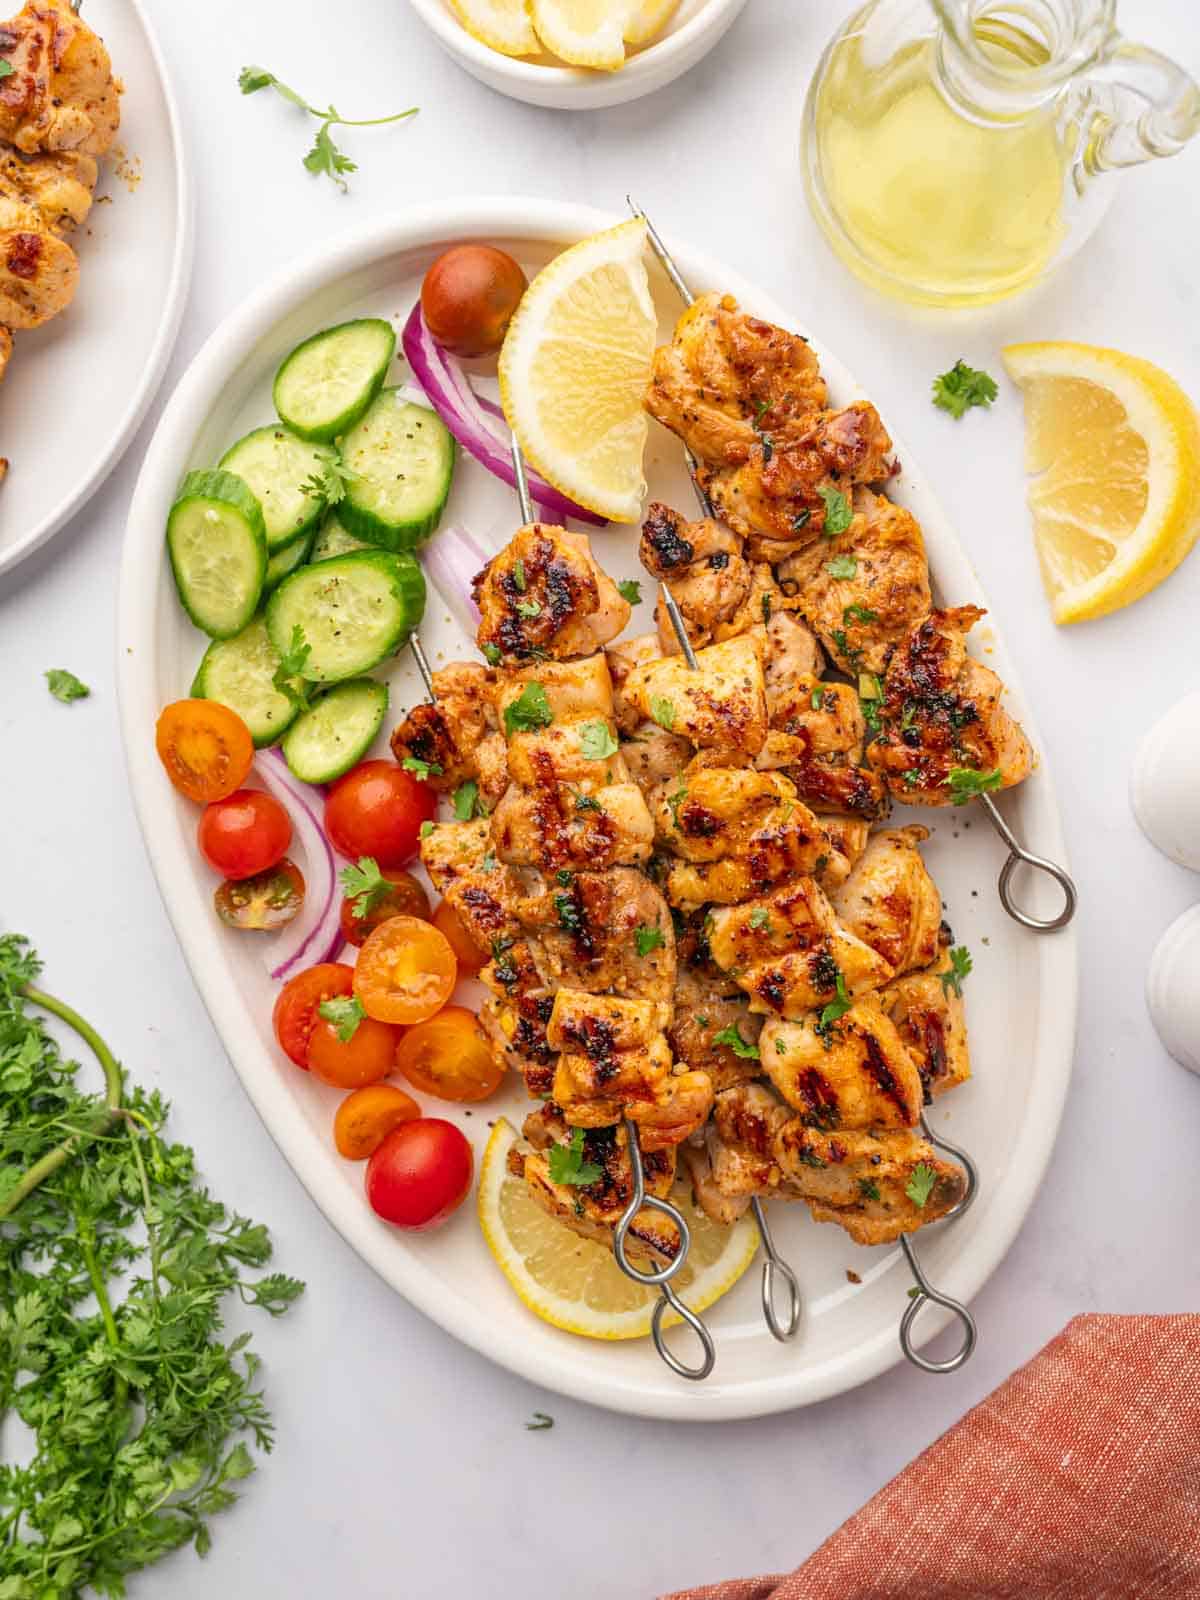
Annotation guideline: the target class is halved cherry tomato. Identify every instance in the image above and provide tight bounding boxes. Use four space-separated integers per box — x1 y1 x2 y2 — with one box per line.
215 859 305 930
394 1006 503 1103
365 1118 473 1229
199 789 292 881
431 899 485 977
420 244 527 358
354 914 457 1025
307 1006 398 1090
339 866 430 947
325 761 436 869
156 700 254 803
333 1083 421 1160
273 962 355 1068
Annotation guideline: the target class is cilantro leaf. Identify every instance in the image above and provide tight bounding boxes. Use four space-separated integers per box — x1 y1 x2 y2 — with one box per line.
650 696 676 732
748 907 770 931
419 819 435 838
932 360 998 420
339 856 398 920
482 643 502 666
453 779 481 821
635 925 664 957
818 484 853 536
547 1127 602 1186
402 754 442 781
503 681 553 736
237 66 417 192
826 554 857 579
617 579 642 605
511 558 527 592
0 61 13 81
301 456 358 506
818 971 852 1032
946 766 1003 805
843 602 879 625
712 1022 759 1060
858 1178 882 1202
272 624 313 713
525 1412 554 1431
303 119 357 189
939 945 973 998
318 994 365 1042
579 719 618 761
906 1162 938 1208
45 668 90 703
666 784 688 830
810 684 825 711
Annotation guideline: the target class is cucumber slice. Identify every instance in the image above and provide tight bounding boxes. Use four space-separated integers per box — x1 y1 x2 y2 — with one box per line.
273 318 396 443
339 390 455 551
311 513 371 562
266 550 425 683
192 614 301 747
264 528 315 591
219 425 335 551
282 678 389 784
167 470 267 640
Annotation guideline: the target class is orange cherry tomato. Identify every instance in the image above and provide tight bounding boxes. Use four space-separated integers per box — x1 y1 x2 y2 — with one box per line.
215 859 305 930
353 915 457 1026
365 1119 473 1230
339 867 431 947
272 962 355 1069
431 899 485 977
394 1006 504 1103
333 1084 421 1160
307 1008 399 1090
420 244 527 358
156 699 254 803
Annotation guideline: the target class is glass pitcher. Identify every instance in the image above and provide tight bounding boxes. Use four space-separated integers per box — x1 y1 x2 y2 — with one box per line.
802 0 1200 307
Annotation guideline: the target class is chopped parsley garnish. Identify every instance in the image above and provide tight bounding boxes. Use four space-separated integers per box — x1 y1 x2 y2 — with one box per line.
900 769 922 789
932 360 998 420
238 65 417 192
482 643 502 666
830 629 862 671
818 484 853 536
748 907 770 931
579 719 618 760
791 510 811 533
810 684 825 711
318 995 365 1042
858 1178 882 1202
650 696 676 732
547 1127 602 1186
900 700 919 732
842 602 878 626
666 785 688 830
818 971 852 1031
402 755 442 781
946 766 1003 805
826 554 857 579
712 1022 759 1060
905 1163 938 1208
761 593 772 623
775 1036 787 1055
272 624 314 713
340 856 400 919
515 599 542 619
452 780 480 821
45 668 90 703
511 558 527 592
0 61 13 80
555 868 574 886
635 925 664 957
300 456 358 506
573 790 602 813
861 698 883 736
419 820 435 838
480 851 497 873
525 1412 554 1431
617 579 642 605
939 945 973 998
553 893 582 933
503 681 553 736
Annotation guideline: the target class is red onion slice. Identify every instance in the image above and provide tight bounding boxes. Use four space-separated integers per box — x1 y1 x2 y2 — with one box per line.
422 521 487 641
257 749 344 982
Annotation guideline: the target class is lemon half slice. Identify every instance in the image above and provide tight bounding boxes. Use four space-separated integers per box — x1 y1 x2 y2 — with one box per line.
624 0 680 46
1003 341 1200 624
529 0 634 68
446 0 538 58
478 1117 760 1340
499 217 657 523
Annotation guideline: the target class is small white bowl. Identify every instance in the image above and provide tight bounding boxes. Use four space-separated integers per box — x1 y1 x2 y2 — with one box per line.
1147 903 1200 1075
407 0 750 109
1130 688 1200 872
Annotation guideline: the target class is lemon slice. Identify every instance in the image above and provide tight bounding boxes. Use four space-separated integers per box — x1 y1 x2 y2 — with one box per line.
499 217 656 522
529 0 634 68
624 0 680 46
478 1117 760 1340
1003 341 1200 624
446 0 538 57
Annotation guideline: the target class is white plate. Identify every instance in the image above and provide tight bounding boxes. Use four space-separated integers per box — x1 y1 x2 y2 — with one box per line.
0 0 193 577
117 200 1077 1421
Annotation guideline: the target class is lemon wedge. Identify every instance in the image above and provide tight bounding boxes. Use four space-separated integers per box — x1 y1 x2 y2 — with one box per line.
529 0 634 68
1003 341 1200 624
499 217 656 522
446 0 538 58
478 1116 760 1340
624 0 680 46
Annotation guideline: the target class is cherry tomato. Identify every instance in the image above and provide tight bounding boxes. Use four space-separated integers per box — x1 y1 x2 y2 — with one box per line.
307 1007 399 1090
156 700 254 803
339 867 431 947
273 962 355 1068
198 789 292 881
333 1083 421 1160
420 244 528 358
394 1006 504 1103
215 859 305 931
365 1119 473 1229
325 761 436 869
354 915 457 1026
431 899 485 977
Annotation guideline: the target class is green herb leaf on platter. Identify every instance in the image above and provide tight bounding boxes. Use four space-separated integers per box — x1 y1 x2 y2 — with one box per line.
45 668 90 703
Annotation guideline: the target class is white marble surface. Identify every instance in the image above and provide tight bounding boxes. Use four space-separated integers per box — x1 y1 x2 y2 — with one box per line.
2 1 1200 1594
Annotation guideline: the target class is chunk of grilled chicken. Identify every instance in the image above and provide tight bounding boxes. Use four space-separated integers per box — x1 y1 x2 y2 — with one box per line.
473 523 630 664
879 953 971 1099
756 671 891 823
645 292 828 465
626 1068 715 1151
607 632 662 733
707 1081 796 1199
0 195 77 326
490 778 654 872
623 631 768 763
420 818 521 955
763 606 823 697
868 605 1034 806
679 1132 751 1225
520 868 676 1003
671 914 764 1092
760 1000 924 1129
706 876 894 1019
0 145 96 233
650 764 829 893
640 502 752 650
0 0 122 159
0 323 11 386
389 660 498 793
778 488 932 676
815 817 872 889
831 825 943 977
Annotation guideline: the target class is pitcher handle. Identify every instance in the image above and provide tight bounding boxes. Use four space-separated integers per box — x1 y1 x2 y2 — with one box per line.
1085 39 1200 173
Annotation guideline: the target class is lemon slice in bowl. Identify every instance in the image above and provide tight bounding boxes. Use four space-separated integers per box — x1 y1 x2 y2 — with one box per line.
478 1116 760 1340
625 0 681 46
528 0 633 69
499 217 657 523
446 0 538 57
1003 341 1200 624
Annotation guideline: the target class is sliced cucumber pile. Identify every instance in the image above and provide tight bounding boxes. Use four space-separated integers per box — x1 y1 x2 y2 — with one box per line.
219 425 335 550
311 514 370 563
192 614 302 747
273 318 396 443
339 390 455 551
264 529 315 590
266 550 425 683
282 678 389 784
167 470 267 640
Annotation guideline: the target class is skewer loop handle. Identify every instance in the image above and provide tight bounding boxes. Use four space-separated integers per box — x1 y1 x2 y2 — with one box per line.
652 1282 717 1381
980 796 1077 932
612 1117 690 1287
898 1234 977 1374
751 1197 801 1342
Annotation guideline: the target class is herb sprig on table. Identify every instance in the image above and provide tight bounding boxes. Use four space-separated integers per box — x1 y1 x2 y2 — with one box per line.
238 66 418 192
0 935 302 1594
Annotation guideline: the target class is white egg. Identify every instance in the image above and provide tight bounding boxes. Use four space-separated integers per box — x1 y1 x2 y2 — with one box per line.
1147 904 1200 1075
1130 688 1200 871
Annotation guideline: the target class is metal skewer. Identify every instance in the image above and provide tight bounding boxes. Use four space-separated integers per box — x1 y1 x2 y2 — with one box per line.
630 197 985 1370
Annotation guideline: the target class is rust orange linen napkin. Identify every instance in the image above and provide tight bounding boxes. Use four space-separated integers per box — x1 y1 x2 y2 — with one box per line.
663 1315 1200 1600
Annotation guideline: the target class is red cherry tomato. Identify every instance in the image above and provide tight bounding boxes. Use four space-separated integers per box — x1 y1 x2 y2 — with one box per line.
365 1119 473 1230
273 962 355 1069
307 1009 399 1090
325 761 435 869
215 859 305 931
420 244 528 358
339 866 431 947
198 789 291 881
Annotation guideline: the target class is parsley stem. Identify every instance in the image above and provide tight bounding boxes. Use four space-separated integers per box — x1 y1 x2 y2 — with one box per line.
325 107 418 128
